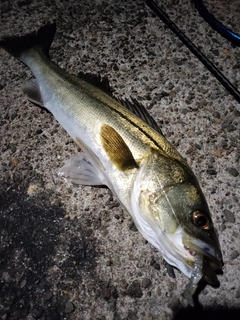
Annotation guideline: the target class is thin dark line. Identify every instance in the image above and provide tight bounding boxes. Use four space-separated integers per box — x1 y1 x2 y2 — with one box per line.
145 0 240 104
97 94 194 175
192 0 240 46
103 98 163 151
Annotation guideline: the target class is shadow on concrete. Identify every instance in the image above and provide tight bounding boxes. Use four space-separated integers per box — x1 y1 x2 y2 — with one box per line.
0 176 98 319
173 306 240 320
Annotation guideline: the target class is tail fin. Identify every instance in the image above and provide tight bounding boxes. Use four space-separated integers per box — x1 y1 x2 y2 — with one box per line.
0 23 56 60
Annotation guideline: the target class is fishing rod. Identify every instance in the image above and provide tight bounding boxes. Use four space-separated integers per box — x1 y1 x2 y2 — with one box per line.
192 0 240 47
145 0 240 104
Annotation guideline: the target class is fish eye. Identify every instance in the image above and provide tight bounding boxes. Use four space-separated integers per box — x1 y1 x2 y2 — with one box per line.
192 211 212 230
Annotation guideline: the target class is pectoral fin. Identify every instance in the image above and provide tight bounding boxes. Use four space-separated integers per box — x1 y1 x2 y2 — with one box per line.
100 124 138 171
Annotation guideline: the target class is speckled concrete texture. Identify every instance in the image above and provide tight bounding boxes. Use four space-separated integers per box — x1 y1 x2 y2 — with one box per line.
0 0 239 319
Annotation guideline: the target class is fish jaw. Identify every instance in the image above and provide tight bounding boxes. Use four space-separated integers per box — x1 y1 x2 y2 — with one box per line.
182 231 222 268
168 226 222 284
181 229 222 288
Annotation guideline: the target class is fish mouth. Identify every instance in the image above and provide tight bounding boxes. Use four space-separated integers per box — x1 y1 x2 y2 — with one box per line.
183 237 222 285
183 239 222 267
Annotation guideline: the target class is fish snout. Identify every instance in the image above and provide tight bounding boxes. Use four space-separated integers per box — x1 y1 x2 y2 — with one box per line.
183 235 222 270
203 245 222 265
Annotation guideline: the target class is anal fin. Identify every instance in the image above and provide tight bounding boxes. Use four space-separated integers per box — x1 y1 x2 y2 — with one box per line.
22 79 44 106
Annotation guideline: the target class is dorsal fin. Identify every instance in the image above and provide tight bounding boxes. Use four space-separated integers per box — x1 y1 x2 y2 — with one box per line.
78 72 112 95
116 97 163 135
77 72 163 135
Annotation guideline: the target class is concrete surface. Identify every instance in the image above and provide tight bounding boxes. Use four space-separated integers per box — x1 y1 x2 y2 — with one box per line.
0 0 239 319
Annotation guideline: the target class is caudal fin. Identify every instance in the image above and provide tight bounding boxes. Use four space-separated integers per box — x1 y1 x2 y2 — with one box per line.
0 23 56 61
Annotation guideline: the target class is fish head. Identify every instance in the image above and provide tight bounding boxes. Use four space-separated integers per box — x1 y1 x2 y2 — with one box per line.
132 148 222 287
164 182 223 286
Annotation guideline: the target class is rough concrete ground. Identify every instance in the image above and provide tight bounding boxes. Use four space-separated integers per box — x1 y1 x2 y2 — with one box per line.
0 0 239 319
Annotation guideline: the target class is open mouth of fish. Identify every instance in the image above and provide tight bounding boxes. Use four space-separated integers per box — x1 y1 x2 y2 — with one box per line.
163 225 222 305
184 238 222 285
185 248 221 286
167 226 222 284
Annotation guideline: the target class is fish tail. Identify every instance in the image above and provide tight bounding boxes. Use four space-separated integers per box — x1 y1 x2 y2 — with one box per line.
0 23 56 61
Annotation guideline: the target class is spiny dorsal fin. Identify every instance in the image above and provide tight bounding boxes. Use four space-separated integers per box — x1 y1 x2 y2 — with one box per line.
116 97 163 135
78 72 112 95
100 124 138 171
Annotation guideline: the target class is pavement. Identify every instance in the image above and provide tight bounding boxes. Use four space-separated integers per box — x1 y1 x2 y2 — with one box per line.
0 0 239 319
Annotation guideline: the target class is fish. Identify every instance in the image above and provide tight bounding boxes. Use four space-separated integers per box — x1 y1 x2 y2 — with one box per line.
0 23 222 304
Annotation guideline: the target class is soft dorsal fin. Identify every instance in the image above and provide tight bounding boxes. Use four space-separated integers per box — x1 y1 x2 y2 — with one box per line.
100 124 138 171
78 72 112 95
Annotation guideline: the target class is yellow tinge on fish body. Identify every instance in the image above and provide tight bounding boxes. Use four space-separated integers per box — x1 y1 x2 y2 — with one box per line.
0 23 222 304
